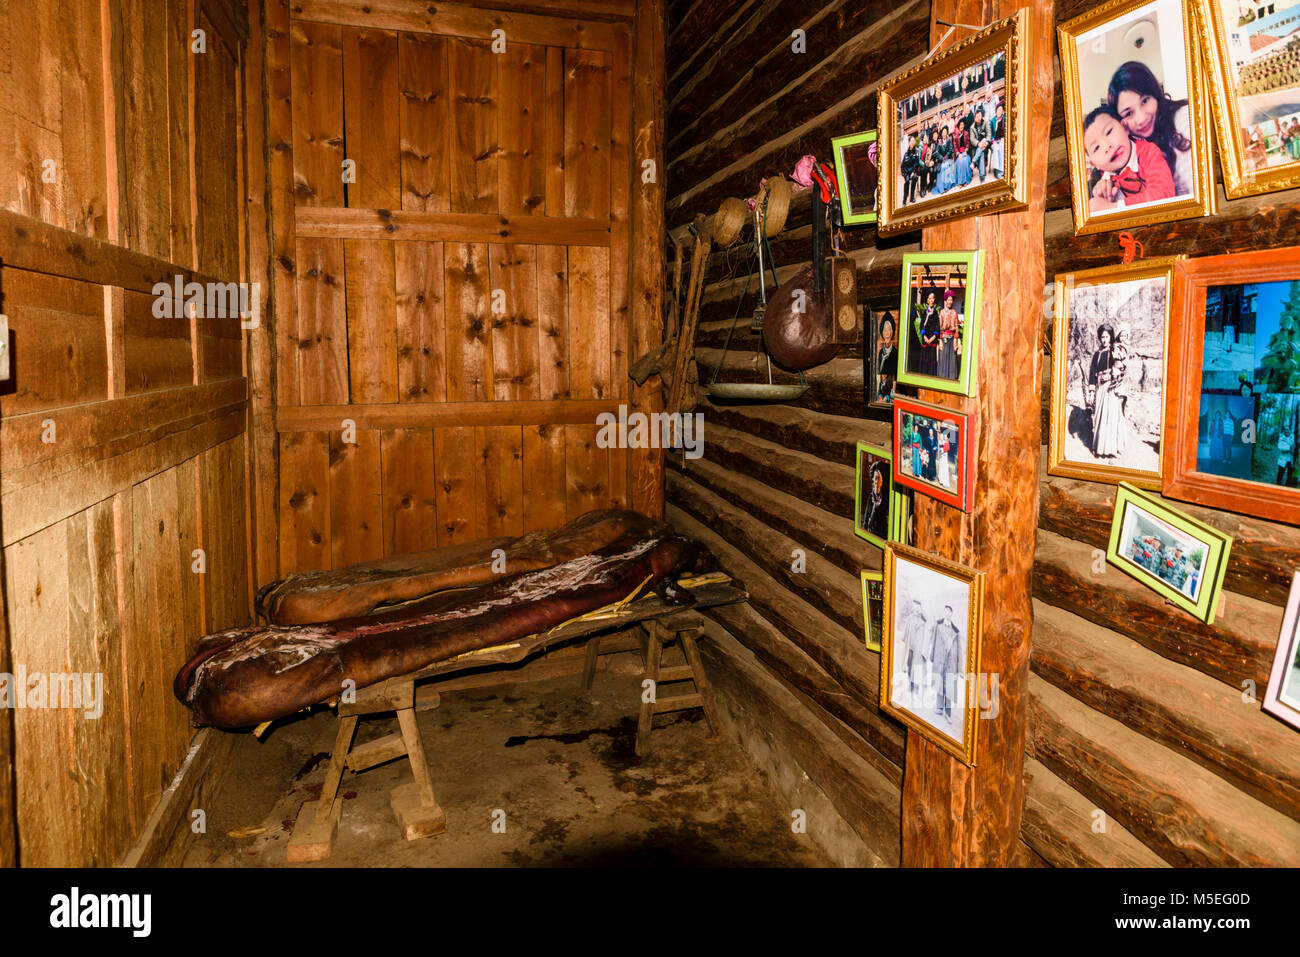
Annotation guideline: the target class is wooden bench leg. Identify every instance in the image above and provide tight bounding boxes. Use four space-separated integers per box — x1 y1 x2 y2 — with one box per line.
581 634 602 693
679 628 720 736
636 621 664 757
286 714 357 863
391 706 447 841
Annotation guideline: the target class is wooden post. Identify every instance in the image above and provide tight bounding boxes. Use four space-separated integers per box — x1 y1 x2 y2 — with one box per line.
902 0 1054 866
630 0 666 519
0 423 15 866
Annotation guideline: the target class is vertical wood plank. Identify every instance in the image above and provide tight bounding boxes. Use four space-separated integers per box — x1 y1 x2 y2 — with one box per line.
120 0 171 256
173 457 204 765
268 0 301 408
394 240 447 402
475 425 524 538
398 32 450 212
380 429 438 556
565 424 609 518
448 37 497 214
278 431 331 576
342 26 400 210
443 242 493 402
295 237 349 405
166 0 193 265
522 423 567 532
544 46 565 218
536 244 570 399
563 48 611 220
567 245 610 399
290 18 344 206
329 429 383 567
59 0 108 238
497 41 546 217
489 243 539 401
343 238 399 404
433 426 479 545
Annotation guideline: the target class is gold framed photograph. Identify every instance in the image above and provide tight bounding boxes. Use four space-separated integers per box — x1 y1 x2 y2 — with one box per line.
1195 0 1300 199
1049 256 1180 488
1059 0 1217 234
879 544 985 765
876 9 1032 236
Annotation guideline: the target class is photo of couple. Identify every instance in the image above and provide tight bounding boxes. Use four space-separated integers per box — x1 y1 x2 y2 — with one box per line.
894 51 1007 209
904 265 969 383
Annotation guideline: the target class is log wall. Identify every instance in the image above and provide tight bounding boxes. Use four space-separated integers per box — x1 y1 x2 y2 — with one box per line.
0 0 253 865
663 0 940 864
669 0 1300 866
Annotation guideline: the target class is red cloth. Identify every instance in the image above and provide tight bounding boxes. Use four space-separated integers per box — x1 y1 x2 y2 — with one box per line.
1113 139 1175 206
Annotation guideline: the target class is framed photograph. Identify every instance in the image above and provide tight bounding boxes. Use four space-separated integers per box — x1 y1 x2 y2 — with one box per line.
1058 0 1217 235
861 570 885 653
1106 481 1232 624
1049 257 1179 488
897 251 983 396
1195 0 1300 199
867 298 904 413
1165 246 1300 524
880 544 985 765
876 9 1031 235
831 130 879 225
893 397 973 511
1264 571 1300 731
894 486 917 546
855 442 907 549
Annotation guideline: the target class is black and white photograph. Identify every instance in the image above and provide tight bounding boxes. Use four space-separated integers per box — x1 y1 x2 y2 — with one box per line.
1050 260 1174 487
881 546 984 764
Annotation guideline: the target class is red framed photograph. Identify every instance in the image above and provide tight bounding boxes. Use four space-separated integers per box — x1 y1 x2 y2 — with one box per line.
1164 246 1300 525
892 396 973 512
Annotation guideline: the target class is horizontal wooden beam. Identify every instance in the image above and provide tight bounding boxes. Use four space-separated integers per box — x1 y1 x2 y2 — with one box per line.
276 398 618 432
0 210 229 295
440 0 635 21
290 0 627 50
1031 674 1300 867
293 207 612 247
693 397 879 468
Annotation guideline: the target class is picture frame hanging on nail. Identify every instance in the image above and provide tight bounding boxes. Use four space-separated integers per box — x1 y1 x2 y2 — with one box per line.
896 250 983 397
1058 0 1218 235
831 129 880 225
880 543 985 765
1106 481 1232 624
893 396 974 511
876 9 1031 235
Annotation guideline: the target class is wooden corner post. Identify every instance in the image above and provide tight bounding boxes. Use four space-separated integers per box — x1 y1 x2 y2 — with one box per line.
902 0 1054 866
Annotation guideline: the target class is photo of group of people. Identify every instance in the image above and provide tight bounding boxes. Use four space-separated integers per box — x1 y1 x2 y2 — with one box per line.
1057 270 1168 481
887 553 974 745
1221 0 1300 174
1067 0 1200 217
1198 279 1300 489
897 410 961 497
1118 499 1211 601
894 51 1007 210
904 264 969 384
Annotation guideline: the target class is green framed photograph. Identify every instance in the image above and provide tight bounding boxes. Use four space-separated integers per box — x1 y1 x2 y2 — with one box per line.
855 441 906 548
861 570 885 653
832 130 879 226
1106 481 1233 624
897 250 983 396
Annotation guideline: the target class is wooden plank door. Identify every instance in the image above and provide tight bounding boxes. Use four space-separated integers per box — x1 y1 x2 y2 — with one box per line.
270 2 636 574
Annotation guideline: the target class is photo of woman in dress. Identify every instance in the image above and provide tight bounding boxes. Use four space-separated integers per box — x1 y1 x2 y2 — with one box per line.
899 255 978 395
937 291 962 380
871 308 899 406
912 288 942 377
1088 322 1128 458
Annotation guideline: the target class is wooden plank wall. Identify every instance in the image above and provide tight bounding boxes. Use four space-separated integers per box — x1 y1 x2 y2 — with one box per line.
663 0 941 864
0 0 252 866
1021 0 1300 867
264 0 647 578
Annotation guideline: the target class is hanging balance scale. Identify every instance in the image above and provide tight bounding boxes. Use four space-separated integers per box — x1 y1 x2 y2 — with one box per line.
706 182 811 402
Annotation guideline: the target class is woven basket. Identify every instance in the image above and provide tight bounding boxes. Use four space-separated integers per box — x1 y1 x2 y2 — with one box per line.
758 174 791 237
712 197 748 247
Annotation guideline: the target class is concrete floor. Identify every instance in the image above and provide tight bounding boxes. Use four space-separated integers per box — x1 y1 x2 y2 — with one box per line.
184 664 831 867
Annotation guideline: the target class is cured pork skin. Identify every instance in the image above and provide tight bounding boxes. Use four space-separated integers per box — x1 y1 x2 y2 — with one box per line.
257 509 661 625
176 530 708 729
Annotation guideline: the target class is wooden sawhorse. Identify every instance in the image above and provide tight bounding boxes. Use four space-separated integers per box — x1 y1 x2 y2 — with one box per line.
581 611 721 756
286 676 445 863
